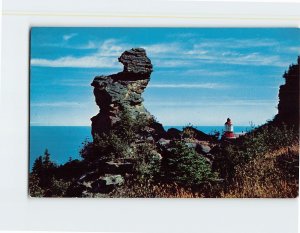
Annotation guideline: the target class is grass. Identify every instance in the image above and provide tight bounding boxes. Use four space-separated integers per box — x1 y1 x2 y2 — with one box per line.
220 143 299 198
108 180 205 198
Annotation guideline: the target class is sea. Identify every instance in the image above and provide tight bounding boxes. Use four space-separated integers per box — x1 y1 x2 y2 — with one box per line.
29 125 251 169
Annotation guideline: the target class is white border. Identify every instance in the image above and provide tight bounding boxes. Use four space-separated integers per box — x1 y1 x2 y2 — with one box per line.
1 0 299 232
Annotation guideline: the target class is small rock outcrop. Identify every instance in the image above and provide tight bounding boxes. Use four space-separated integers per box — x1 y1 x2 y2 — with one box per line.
91 48 159 138
274 56 300 128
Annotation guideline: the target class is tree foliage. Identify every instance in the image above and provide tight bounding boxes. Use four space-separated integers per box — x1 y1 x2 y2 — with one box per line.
30 149 72 197
80 109 154 162
213 123 299 185
160 141 218 187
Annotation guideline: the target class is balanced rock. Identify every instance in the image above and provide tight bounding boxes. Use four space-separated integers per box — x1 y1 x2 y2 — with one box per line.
91 48 165 139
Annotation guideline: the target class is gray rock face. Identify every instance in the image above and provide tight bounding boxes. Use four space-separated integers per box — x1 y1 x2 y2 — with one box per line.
274 56 299 128
91 48 159 138
91 175 125 193
119 48 153 74
198 144 211 154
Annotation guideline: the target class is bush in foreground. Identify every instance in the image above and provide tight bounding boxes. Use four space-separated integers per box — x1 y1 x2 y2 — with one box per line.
160 141 218 188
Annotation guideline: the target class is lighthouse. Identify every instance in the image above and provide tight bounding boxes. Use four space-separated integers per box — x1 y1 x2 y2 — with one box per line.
224 118 235 139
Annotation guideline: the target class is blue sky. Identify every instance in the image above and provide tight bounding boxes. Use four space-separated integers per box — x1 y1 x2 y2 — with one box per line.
30 28 300 126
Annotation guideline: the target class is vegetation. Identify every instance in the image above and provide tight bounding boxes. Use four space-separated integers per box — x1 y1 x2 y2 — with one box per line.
213 123 299 196
134 142 161 182
30 149 73 197
160 141 217 187
109 180 205 198
29 119 299 198
80 109 153 162
220 143 299 198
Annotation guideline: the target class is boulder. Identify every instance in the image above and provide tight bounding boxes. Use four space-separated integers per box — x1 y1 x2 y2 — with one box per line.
197 144 211 154
185 142 197 149
157 138 171 149
91 175 125 193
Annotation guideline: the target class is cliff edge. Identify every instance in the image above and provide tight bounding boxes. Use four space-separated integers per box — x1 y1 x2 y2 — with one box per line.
274 56 300 128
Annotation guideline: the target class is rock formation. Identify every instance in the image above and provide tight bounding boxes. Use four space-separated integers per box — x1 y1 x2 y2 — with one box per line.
77 48 219 195
274 56 300 128
91 48 165 139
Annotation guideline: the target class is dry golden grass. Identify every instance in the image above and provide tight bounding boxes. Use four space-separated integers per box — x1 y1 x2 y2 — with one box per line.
107 143 298 198
221 143 299 198
110 181 205 198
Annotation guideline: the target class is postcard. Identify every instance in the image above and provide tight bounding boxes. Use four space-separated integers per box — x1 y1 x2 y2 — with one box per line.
29 27 299 198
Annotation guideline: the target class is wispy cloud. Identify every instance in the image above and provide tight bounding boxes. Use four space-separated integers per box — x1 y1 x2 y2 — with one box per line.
31 55 121 68
77 41 98 49
31 101 82 107
181 48 287 67
147 99 276 107
31 39 126 68
148 83 228 89
188 38 278 50
154 42 288 68
210 53 287 67
54 79 89 87
154 69 239 77
142 43 181 55
153 59 192 68
63 33 77 41
31 37 293 69
287 46 300 53
31 39 182 68
180 69 238 77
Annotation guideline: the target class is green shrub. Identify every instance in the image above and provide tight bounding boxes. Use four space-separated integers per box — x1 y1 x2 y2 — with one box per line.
134 142 161 181
182 126 196 140
160 141 218 187
80 109 154 162
213 123 298 185
31 149 57 189
237 123 297 161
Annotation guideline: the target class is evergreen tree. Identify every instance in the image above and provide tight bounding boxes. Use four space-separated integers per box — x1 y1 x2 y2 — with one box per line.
161 141 217 187
32 156 43 176
31 149 57 190
43 149 54 169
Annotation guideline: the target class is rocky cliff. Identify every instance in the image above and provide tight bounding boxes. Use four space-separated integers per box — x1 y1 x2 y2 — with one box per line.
274 56 300 128
91 48 164 139
71 48 219 196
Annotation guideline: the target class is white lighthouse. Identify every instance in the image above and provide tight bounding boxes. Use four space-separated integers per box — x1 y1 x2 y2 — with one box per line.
224 118 235 139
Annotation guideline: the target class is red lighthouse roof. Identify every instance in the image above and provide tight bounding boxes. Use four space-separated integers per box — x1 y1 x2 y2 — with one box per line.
225 118 232 125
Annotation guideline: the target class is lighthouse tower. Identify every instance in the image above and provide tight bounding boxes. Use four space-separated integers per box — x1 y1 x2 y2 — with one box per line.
224 118 235 139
